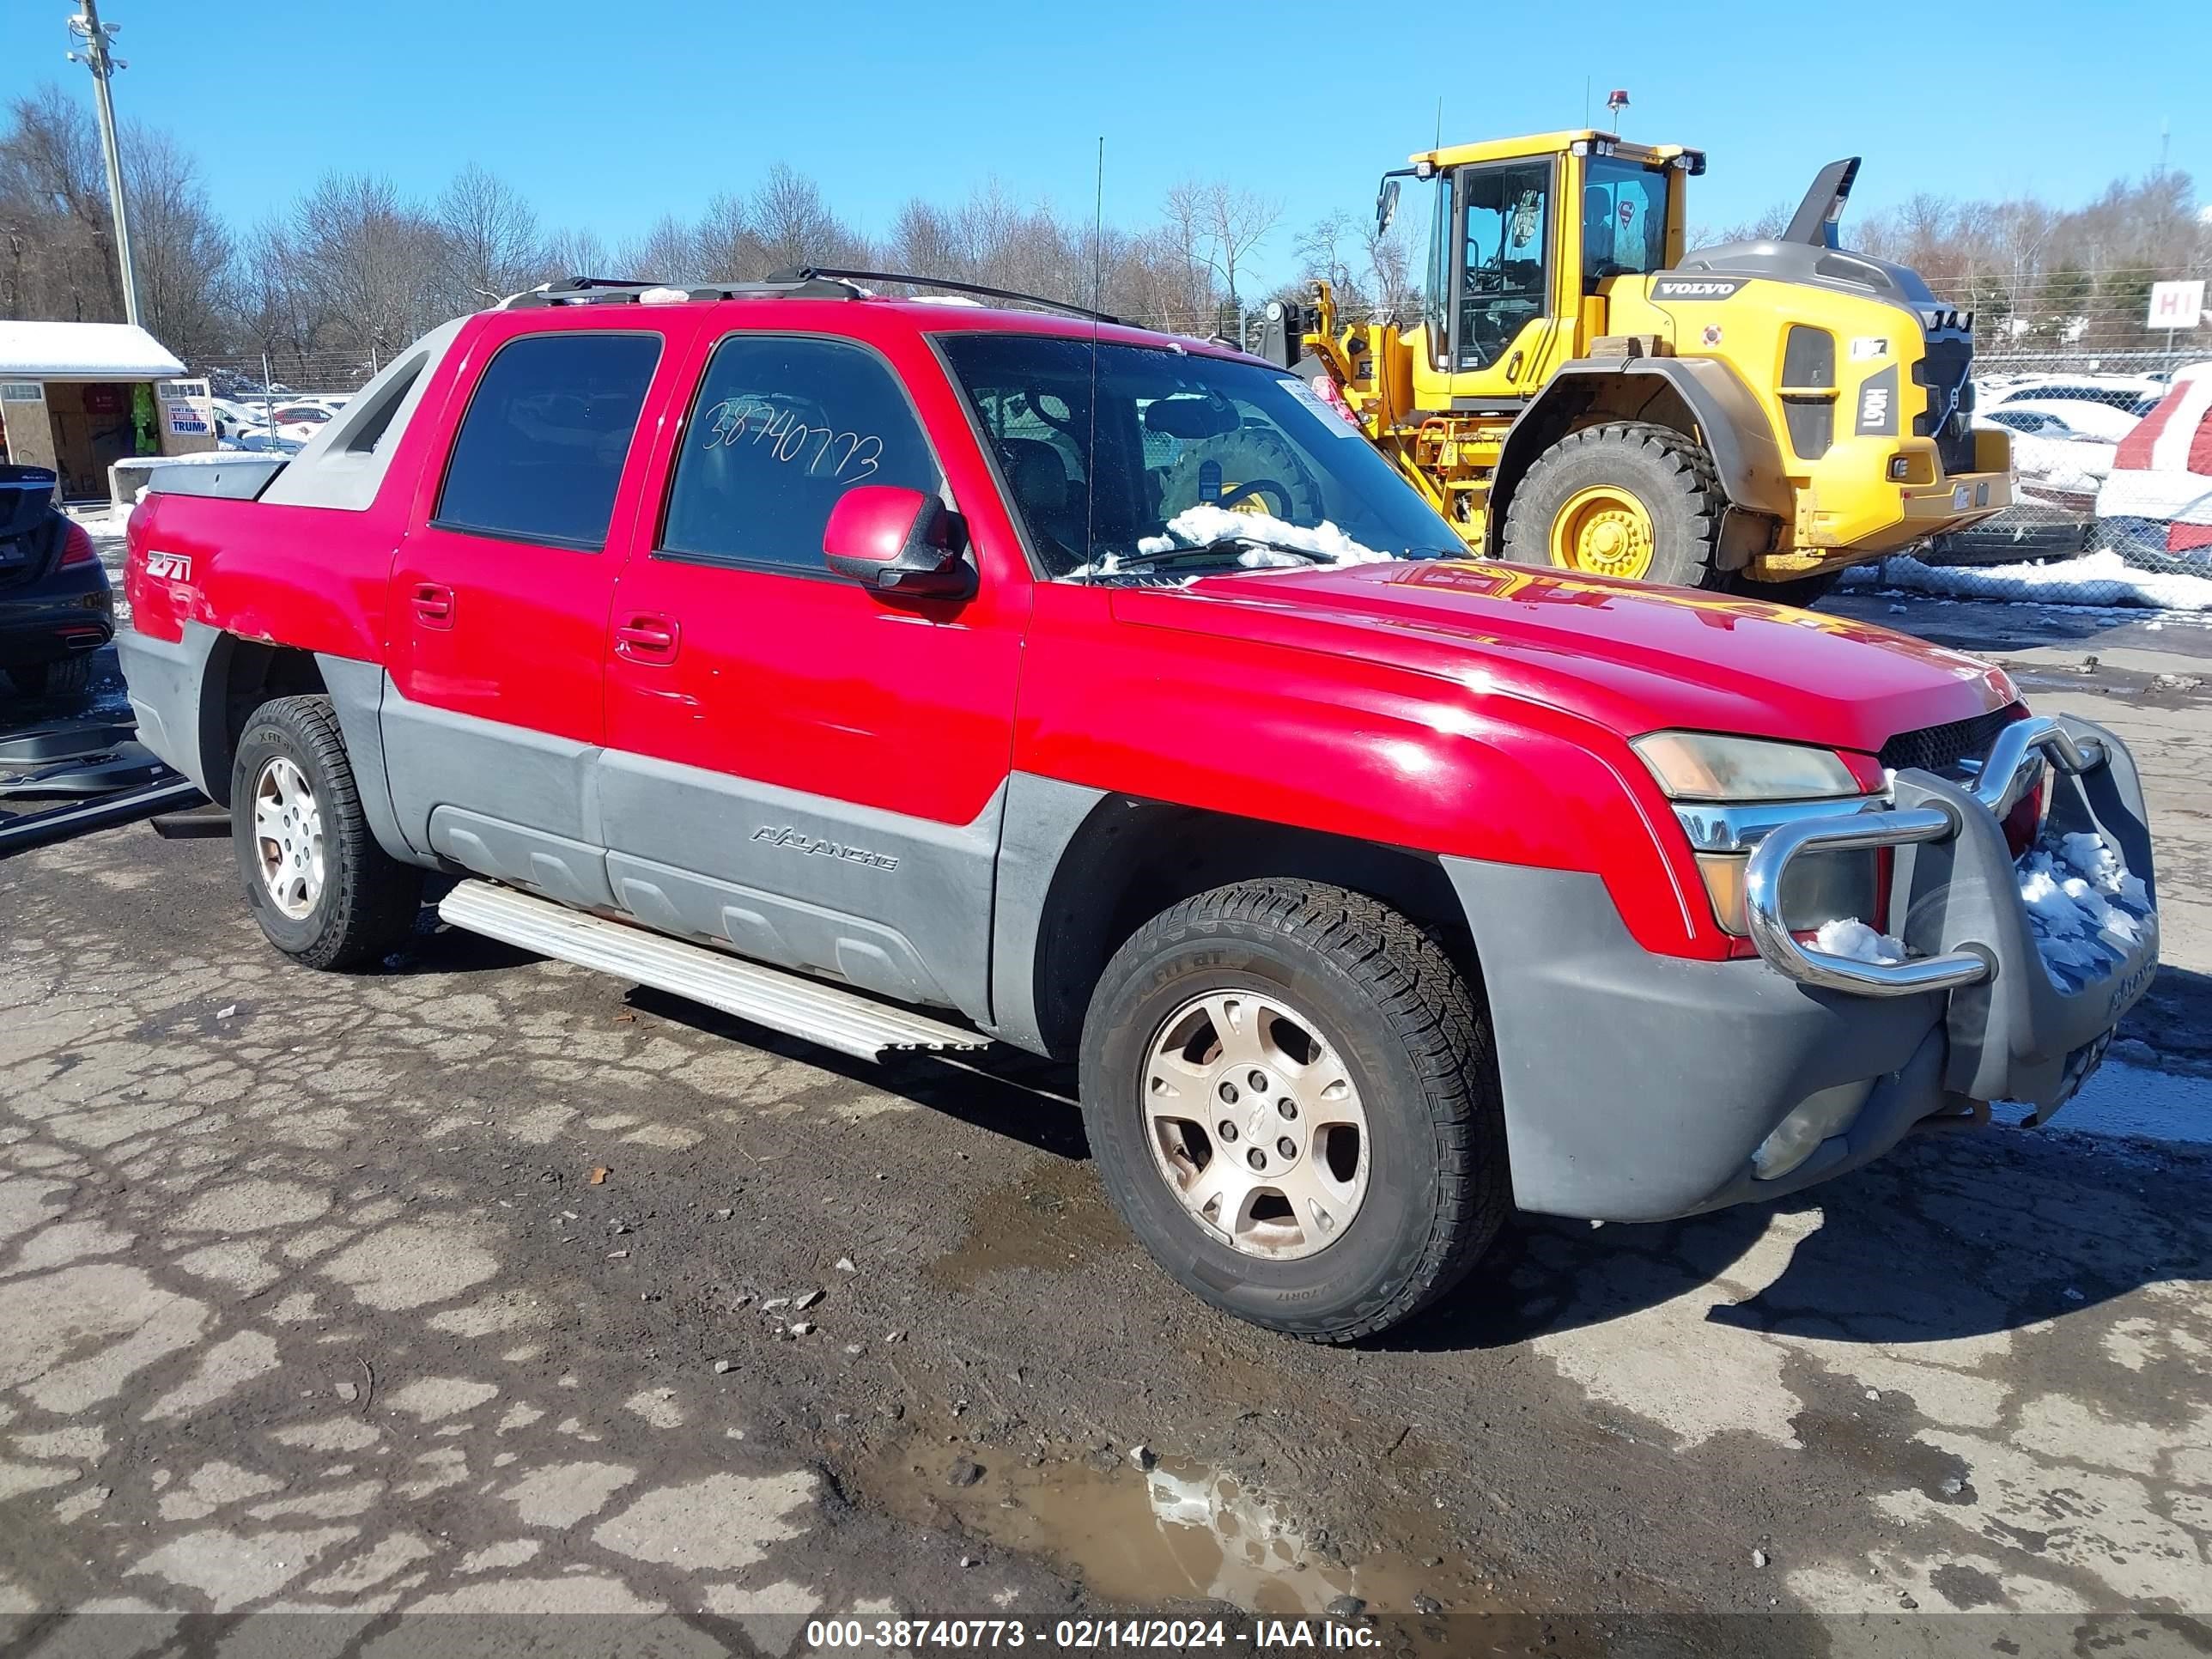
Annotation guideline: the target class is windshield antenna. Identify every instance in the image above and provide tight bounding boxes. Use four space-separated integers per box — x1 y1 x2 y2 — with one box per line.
1087 135 1103 570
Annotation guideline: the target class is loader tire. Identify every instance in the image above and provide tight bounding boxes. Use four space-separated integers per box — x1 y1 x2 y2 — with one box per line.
1739 569 1843 609
231 695 422 972
1161 424 1326 525
1500 421 1727 589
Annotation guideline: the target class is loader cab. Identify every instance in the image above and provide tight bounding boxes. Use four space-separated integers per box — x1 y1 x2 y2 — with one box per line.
1391 131 1700 410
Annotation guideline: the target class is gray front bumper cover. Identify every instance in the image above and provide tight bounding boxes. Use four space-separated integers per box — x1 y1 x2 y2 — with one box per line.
1445 712 2156 1224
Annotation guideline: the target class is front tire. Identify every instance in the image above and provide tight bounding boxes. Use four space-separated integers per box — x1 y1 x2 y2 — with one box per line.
231 695 421 971
1079 879 1507 1342
1500 421 1727 588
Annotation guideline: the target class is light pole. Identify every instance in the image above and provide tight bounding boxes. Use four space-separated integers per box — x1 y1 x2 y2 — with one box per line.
66 1 140 327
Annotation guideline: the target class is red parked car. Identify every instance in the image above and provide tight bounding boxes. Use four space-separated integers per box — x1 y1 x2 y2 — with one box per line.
118 274 2160 1340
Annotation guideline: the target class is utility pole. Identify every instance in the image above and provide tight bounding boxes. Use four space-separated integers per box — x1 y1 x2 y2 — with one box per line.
67 1 140 327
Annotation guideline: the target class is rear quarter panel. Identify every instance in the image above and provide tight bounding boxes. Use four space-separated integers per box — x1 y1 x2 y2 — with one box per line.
126 320 479 651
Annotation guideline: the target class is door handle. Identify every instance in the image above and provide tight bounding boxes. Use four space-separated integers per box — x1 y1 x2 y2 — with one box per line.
412 582 454 629
1504 349 1525 383
614 613 681 664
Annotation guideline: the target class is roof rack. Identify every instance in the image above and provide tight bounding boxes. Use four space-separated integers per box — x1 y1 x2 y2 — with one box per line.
501 273 864 309
769 267 1124 325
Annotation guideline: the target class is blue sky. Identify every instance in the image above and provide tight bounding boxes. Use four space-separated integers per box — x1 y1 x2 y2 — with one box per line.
5 0 2206 289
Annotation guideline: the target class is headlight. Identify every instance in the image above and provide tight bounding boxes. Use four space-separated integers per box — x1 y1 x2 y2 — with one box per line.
1632 732 1861 802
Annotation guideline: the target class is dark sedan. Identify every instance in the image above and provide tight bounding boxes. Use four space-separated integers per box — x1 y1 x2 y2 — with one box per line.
0 465 112 699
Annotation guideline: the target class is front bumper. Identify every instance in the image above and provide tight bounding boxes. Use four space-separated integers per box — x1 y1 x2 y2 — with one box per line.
1444 713 2156 1222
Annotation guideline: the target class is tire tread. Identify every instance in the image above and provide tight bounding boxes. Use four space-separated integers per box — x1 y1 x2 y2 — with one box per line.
234 694 419 972
1085 878 1507 1343
1500 419 1727 588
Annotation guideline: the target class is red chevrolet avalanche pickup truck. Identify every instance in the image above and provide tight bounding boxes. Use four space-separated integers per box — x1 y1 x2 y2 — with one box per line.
118 273 2160 1341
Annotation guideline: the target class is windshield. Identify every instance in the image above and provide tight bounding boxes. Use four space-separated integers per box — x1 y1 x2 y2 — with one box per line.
937 333 1461 581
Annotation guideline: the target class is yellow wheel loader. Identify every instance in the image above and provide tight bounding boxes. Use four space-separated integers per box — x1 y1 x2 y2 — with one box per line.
1263 134 2013 599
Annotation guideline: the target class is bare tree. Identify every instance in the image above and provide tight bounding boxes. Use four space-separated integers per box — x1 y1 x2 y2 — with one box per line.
541 223 613 281
1167 179 1282 320
289 172 450 368
616 214 699 285
694 191 764 284
437 162 544 305
750 162 862 272
0 82 126 322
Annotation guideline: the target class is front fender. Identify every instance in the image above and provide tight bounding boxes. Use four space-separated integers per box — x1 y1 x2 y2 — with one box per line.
1490 356 1795 554
1013 583 1717 959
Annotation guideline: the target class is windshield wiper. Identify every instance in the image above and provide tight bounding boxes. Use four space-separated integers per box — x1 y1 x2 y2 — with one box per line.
1126 536 1333 570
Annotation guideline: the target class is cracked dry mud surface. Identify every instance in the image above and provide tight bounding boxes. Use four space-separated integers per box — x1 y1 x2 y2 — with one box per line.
3 702 2211 1656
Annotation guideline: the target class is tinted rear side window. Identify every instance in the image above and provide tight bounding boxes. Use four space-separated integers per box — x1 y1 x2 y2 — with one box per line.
435 331 662 550
659 335 939 573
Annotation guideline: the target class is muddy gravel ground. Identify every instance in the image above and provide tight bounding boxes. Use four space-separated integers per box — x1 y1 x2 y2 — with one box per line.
2 592 2209 1658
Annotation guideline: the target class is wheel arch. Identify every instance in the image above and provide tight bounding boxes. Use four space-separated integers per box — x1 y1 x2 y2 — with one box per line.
1487 358 1793 556
1003 788 1482 1062
195 635 327 806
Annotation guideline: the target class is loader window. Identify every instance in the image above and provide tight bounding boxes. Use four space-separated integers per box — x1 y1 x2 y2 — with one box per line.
1456 161 1552 372
1583 157 1668 286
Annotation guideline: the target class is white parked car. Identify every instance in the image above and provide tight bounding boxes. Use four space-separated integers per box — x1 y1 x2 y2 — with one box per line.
2095 362 2212 574
1989 397 2143 445
1989 376 2163 441
1978 408 2116 511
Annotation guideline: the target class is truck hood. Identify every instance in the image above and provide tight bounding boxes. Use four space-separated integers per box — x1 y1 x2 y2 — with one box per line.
1116 560 2014 754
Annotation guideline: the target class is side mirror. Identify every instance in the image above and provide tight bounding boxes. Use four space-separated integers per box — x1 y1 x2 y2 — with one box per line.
822 485 975 601
1376 177 1401 237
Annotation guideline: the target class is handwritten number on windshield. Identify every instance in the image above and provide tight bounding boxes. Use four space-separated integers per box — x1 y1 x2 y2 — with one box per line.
702 398 881 483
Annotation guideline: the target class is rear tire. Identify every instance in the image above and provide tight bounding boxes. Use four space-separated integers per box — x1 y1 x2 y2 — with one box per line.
1079 878 1508 1342
231 695 421 971
1500 421 1727 589
7 656 93 697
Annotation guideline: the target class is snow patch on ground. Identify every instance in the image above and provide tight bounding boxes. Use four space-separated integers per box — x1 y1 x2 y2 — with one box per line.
1840 548 2212 611
2016 828 2150 991
1813 919 1907 965
1133 504 1393 565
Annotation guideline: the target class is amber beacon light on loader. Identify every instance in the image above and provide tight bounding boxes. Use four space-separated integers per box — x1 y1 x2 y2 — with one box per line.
1267 135 2014 599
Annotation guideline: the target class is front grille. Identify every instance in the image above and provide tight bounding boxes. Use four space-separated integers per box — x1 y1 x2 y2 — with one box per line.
1914 334 1977 476
1879 703 2023 777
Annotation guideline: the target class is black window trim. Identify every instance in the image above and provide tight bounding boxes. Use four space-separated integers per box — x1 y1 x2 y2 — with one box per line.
1443 154 1559 375
647 328 956 584
427 326 666 555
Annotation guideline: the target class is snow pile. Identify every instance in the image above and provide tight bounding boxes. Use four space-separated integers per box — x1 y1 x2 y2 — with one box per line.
1134 504 1394 565
1814 919 1908 965
1840 548 2212 611
2015 827 2151 990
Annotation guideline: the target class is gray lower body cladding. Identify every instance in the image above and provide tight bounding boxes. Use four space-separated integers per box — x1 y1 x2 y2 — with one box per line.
115 622 228 795
374 674 1005 1023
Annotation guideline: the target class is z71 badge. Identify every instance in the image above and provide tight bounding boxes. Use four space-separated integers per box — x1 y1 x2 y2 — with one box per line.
145 550 193 581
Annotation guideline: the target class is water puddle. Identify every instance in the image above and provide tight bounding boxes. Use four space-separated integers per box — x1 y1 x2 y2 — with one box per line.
855 1436 1479 1620
924 1158 1135 1291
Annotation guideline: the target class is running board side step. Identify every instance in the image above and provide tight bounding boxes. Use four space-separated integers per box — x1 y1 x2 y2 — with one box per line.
437 879 990 1061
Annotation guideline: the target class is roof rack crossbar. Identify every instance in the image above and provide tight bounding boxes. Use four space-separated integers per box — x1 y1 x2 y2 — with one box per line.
769 267 1124 325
